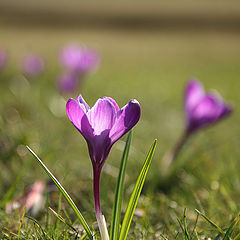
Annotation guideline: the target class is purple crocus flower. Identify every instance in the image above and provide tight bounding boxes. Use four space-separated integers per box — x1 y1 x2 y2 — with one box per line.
185 79 232 134
57 72 79 93
162 78 232 173
0 49 7 70
60 45 100 74
66 95 141 237
22 54 45 76
6 180 45 217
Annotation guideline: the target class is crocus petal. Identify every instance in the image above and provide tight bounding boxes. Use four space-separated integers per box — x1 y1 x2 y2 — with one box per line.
101 97 120 112
214 93 232 118
185 79 205 115
60 45 80 70
66 98 93 140
110 99 141 143
219 105 232 118
87 98 117 135
77 94 90 112
79 50 100 73
60 45 100 74
187 94 232 133
192 95 221 121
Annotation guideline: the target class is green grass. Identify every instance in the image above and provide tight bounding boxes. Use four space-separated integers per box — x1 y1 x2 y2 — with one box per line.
1 20 240 239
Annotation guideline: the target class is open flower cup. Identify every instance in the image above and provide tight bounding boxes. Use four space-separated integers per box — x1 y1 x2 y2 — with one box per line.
162 79 232 174
57 44 100 94
185 79 232 135
66 95 141 239
60 45 100 75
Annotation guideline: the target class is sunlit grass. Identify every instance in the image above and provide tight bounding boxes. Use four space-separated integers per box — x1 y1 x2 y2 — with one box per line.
0 24 240 238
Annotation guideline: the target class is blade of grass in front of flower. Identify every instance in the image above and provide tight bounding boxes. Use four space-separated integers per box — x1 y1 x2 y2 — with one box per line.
26 146 94 240
195 209 224 234
110 131 132 240
119 139 157 240
223 218 239 240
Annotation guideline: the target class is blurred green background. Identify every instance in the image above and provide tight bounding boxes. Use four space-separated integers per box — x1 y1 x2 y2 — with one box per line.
1 0 240 238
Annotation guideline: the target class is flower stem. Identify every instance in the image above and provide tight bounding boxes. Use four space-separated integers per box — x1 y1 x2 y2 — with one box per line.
93 167 109 240
93 167 102 216
162 131 190 175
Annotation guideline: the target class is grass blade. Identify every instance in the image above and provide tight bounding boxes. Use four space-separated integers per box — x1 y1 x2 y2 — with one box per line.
190 210 199 238
54 192 62 232
119 139 157 240
49 207 78 233
110 132 132 240
183 208 190 240
213 233 223 240
110 131 132 240
177 218 185 237
223 218 239 240
233 232 240 240
194 230 200 240
26 146 94 240
17 207 26 239
25 215 48 239
195 209 224 235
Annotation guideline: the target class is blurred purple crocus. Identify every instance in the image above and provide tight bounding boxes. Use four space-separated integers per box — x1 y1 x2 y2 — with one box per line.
57 72 79 93
60 45 100 74
0 49 7 70
185 79 232 134
22 54 45 76
66 95 140 237
162 78 232 172
6 180 45 217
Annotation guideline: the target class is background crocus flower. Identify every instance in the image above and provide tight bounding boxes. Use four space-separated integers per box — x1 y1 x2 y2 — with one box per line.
66 95 141 239
6 180 45 217
162 78 232 174
185 79 232 134
22 54 45 76
56 72 79 93
60 44 100 75
0 49 7 70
